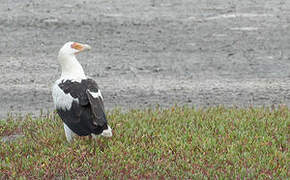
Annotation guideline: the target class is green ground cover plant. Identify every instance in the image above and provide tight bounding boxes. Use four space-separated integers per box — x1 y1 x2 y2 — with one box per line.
0 106 289 179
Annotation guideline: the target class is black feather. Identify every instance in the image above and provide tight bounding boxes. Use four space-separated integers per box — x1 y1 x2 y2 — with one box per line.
56 79 108 136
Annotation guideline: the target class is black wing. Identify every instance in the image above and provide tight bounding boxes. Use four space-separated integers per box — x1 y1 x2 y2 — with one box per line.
57 79 107 136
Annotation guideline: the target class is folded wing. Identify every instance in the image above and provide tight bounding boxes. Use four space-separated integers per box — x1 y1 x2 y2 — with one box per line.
53 78 108 136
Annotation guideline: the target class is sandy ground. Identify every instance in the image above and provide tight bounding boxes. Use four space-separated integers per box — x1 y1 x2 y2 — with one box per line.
0 0 289 119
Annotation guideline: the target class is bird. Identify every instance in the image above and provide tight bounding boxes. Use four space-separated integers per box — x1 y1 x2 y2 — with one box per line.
52 41 112 142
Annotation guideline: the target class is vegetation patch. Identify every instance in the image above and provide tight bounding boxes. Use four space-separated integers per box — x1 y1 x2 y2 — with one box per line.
0 106 289 179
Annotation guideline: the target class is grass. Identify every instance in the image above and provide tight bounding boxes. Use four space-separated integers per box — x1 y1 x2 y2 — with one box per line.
0 106 289 179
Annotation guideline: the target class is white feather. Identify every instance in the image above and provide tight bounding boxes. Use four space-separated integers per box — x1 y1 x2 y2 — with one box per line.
88 89 103 100
52 79 79 110
101 125 112 137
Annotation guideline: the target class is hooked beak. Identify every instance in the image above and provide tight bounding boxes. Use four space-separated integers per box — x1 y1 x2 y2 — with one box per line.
71 42 91 53
81 44 91 51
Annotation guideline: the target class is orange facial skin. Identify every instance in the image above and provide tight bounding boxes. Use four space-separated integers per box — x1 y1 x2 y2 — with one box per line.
71 42 84 51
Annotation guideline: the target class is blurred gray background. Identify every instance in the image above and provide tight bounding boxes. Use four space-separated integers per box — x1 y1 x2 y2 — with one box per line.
0 0 289 119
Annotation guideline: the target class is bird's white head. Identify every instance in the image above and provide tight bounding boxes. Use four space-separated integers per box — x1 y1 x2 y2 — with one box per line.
57 42 91 80
58 41 91 56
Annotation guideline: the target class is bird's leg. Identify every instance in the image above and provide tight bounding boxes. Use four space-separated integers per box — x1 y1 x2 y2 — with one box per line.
91 134 97 139
88 134 92 143
63 123 76 143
